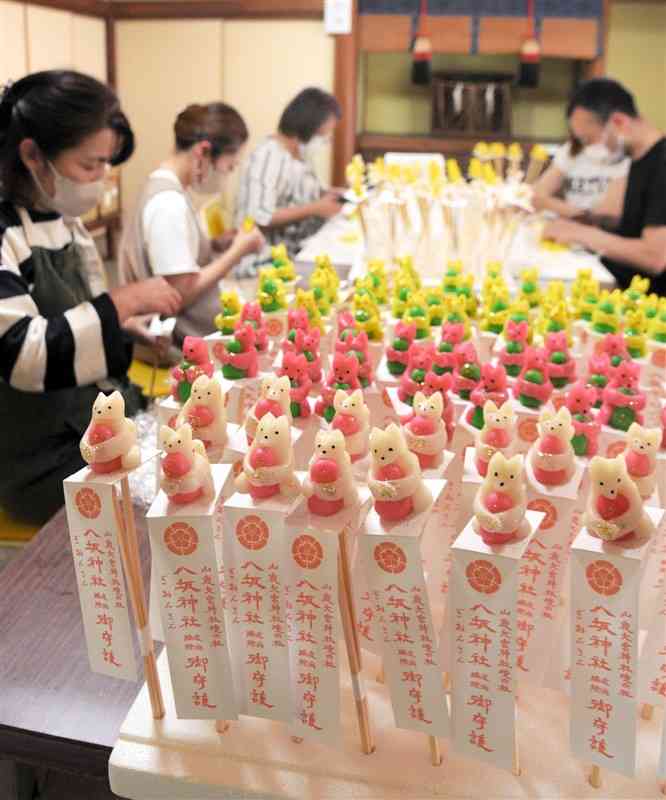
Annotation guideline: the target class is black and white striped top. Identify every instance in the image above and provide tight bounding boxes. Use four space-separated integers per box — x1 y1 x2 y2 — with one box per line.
235 137 325 271
0 201 128 393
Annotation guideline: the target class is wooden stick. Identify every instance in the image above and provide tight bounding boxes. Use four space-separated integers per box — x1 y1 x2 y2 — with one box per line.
114 478 165 720
376 664 385 684
337 530 374 755
641 703 654 720
429 735 442 767
512 724 521 777
589 765 601 788
215 720 229 734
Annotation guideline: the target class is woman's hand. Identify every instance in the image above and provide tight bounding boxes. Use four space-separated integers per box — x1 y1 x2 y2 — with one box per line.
230 225 265 259
312 191 342 220
110 277 182 322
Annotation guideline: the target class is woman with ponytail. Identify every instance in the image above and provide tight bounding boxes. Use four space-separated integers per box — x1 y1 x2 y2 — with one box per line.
0 70 181 524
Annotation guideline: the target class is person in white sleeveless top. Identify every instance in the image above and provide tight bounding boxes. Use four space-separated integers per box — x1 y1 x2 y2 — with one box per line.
119 103 264 345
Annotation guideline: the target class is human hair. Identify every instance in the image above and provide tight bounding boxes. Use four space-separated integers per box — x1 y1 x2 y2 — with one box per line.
568 133 583 157
0 70 134 205
278 87 341 143
174 103 248 158
567 78 638 123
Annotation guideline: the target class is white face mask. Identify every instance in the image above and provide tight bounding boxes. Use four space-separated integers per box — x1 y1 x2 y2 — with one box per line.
300 134 332 161
33 161 105 218
193 157 221 195
585 125 627 164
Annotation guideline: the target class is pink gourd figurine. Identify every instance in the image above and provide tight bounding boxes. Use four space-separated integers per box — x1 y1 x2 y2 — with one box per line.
586 353 613 409
398 340 436 405
529 406 576 486
315 352 361 423
368 423 432 522
171 336 214 403
403 391 447 469
545 331 577 390
235 413 301 500
336 329 373 387
623 422 660 500
499 319 529 378
80 391 141 475
176 375 227 452
597 360 646 431
331 388 370 462
220 324 259 380
474 399 516 477
452 341 482 401
282 327 322 384
513 347 553 410
245 375 292 445
386 321 417 376
239 302 269 352
303 429 358 516
278 352 312 419
159 423 214 505
433 321 466 376
468 362 509 429
597 333 630 368
472 452 528 545
585 455 654 541
565 380 600 457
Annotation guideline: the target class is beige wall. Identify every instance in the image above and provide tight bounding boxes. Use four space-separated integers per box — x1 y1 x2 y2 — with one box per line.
115 19 335 226
0 2 106 84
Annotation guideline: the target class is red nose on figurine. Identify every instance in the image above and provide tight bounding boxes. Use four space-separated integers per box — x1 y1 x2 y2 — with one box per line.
163 452 191 479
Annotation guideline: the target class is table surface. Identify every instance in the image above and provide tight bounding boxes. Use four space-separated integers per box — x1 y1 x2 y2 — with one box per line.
0 505 157 781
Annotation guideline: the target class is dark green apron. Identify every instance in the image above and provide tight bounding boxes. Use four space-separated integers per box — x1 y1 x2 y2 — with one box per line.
0 207 141 524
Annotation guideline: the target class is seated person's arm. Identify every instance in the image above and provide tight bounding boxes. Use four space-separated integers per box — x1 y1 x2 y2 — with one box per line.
532 165 582 218
575 176 627 231
0 263 179 392
242 172 341 231
144 193 263 309
268 193 341 228
573 224 666 275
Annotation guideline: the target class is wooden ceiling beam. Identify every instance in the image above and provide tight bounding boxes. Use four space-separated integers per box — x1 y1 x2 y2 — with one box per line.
109 0 323 21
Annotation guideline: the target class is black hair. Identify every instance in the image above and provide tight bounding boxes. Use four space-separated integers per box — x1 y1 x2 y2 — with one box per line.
174 103 248 158
278 87 341 143
567 78 638 123
0 70 134 205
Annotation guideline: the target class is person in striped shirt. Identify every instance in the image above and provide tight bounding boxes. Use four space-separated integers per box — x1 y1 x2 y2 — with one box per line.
234 87 343 276
0 70 181 524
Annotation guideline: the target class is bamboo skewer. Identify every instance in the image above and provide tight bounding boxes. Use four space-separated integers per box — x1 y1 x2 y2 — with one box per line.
641 703 655 720
112 479 165 720
337 529 374 755
589 765 602 788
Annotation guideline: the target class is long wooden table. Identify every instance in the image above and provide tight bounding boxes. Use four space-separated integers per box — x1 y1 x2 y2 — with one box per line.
0 506 158 798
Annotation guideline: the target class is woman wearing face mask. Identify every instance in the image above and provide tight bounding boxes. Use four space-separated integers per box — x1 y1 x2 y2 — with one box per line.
234 87 342 275
120 103 264 344
0 70 181 525
532 129 629 218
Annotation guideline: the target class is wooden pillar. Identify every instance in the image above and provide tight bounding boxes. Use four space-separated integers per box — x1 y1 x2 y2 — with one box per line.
105 12 117 89
584 0 610 79
332 0 358 187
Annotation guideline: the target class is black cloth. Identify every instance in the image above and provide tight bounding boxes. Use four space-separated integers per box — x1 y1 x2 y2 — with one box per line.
602 137 666 295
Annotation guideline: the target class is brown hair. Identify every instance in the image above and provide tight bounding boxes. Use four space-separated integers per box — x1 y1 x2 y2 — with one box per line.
0 70 134 206
278 88 341 143
568 133 583 157
174 103 248 157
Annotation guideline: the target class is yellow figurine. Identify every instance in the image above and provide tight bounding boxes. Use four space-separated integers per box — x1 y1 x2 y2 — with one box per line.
591 289 622 336
442 259 463 294
441 294 472 340
446 158 463 184
622 274 651 314
395 255 420 289
468 158 483 181
214 289 241 335
401 291 431 340
479 287 511 335
424 286 446 327
270 243 297 283
392 271 416 319
536 299 572 343
624 308 648 358
640 292 661 323
353 292 383 341
366 259 388 305
518 268 541 309
295 288 323 332
257 268 287 314
313 254 340 297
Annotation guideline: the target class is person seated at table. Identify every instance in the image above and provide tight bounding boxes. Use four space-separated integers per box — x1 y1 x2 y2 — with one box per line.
545 78 666 294
119 102 264 345
234 87 343 275
532 128 629 217
0 70 182 524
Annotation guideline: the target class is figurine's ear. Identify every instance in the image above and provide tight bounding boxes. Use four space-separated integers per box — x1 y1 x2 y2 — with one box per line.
260 377 272 397
334 389 346 410
330 428 345 448
430 392 443 412
507 454 523 473
484 399 498 415
487 451 507 474
159 425 173 447
369 427 382 448
179 423 193 443
191 375 207 392
556 406 572 425
539 407 554 424
351 388 363 403
276 415 289 436
413 390 426 407
647 427 661 447
277 375 291 393
385 422 402 439
499 400 513 415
